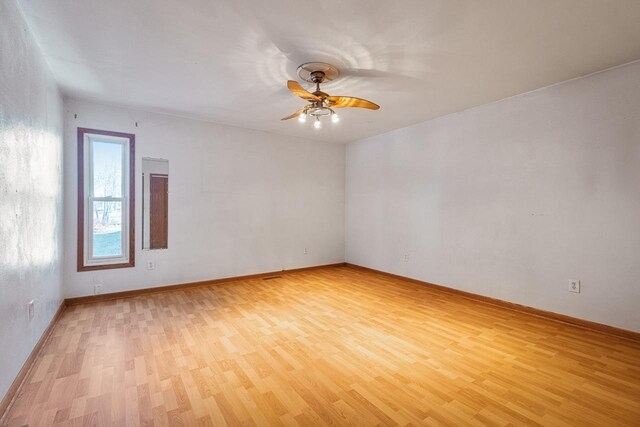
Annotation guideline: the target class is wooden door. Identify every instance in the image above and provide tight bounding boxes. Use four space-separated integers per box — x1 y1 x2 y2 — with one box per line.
149 174 168 249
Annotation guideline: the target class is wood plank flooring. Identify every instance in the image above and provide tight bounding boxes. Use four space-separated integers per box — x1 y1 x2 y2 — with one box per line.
3 266 640 426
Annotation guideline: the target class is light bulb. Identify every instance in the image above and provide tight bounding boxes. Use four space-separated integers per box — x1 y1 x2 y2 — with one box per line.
331 113 339 123
314 118 321 129
298 113 306 123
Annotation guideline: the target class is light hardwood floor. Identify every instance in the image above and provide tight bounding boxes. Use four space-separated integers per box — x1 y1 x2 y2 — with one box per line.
3 266 640 426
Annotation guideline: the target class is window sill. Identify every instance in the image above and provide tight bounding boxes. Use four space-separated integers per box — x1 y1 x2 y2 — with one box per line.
77 260 135 272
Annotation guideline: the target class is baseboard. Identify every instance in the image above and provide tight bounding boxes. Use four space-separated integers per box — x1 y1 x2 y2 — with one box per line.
65 262 347 306
344 263 640 342
0 300 67 422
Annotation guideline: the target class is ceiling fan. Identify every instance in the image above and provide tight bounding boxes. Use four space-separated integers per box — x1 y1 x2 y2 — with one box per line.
282 62 380 128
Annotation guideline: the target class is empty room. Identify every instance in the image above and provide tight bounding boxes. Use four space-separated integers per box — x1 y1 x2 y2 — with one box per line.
2 0 640 425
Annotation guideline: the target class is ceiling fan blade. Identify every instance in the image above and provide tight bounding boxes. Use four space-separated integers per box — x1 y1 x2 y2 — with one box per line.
287 80 320 101
281 108 307 121
326 96 380 110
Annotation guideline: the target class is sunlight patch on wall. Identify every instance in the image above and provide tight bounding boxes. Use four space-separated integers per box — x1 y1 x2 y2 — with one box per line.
0 123 61 270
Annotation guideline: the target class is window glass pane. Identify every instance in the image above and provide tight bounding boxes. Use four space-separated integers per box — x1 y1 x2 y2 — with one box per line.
92 140 123 197
92 201 123 257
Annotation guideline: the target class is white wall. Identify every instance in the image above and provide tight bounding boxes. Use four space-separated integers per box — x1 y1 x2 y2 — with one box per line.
0 0 64 400
63 100 345 297
346 61 640 332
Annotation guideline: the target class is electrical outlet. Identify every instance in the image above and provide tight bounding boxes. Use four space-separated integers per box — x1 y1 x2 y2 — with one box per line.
304 247 308 255
569 279 580 293
94 284 102 295
404 254 409 262
147 261 156 270
28 300 34 320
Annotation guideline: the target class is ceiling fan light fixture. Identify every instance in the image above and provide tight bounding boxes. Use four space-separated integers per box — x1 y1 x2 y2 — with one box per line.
281 62 380 127
309 107 330 117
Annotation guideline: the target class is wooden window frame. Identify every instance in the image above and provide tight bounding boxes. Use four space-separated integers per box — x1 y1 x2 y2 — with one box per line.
77 127 135 271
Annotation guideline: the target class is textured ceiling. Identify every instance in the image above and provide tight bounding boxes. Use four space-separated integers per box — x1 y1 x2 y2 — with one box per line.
18 0 640 143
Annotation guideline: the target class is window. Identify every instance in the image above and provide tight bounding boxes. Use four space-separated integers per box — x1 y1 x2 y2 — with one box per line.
78 128 135 271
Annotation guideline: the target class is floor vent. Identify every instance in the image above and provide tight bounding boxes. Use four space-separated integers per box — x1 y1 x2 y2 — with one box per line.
262 275 282 281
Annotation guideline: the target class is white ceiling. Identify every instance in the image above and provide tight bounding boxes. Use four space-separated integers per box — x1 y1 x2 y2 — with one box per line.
19 0 640 143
